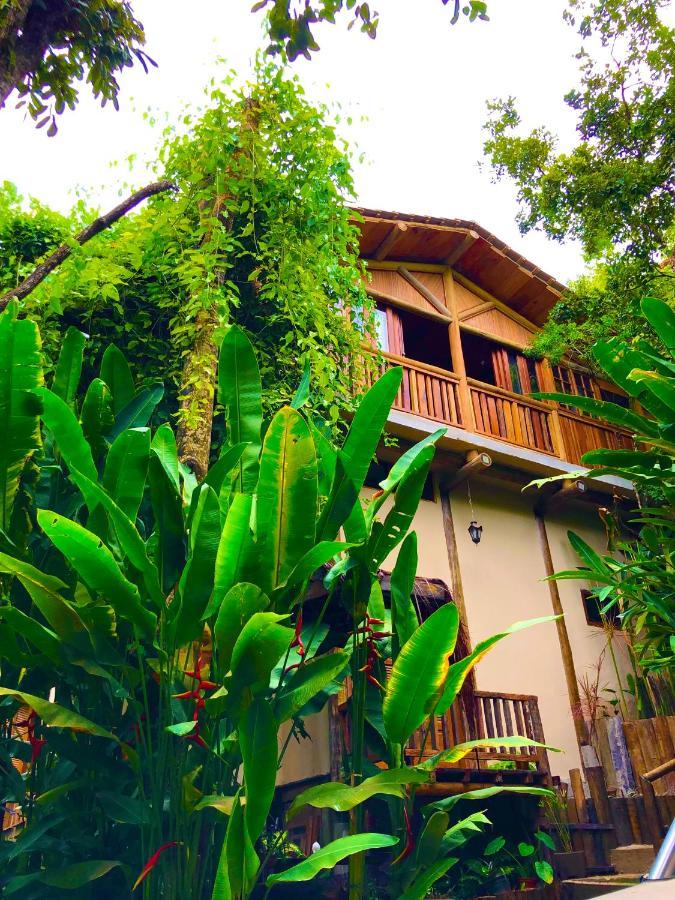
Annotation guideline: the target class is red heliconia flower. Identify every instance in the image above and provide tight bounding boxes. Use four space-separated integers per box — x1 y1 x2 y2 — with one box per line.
392 807 414 865
132 841 179 891
15 710 47 763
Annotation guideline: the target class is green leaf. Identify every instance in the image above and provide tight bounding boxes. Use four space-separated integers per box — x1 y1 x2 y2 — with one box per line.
203 494 255 620
108 384 164 442
436 616 558 716
257 406 317 593
274 540 351 602
102 427 150 521
485 836 506 855
0 688 117 741
39 860 123 890
287 767 430 822
383 603 459 746
536 829 556 852
567 531 612 576
0 552 88 645
38 386 97 482
52 327 86 407
37 509 156 638
148 454 185 594
174 484 221 642
100 343 135 415
642 297 675 354
414 810 449 870
429 785 554 814
0 310 42 529
67 468 163 607
399 857 458 900
629 369 675 416
194 794 235 816
419 736 556 770
534 391 656 437
535 860 554 884
276 649 351 723
518 842 535 857
291 359 311 409
96 791 150 825
212 792 259 900
230 612 293 697
80 378 114 460
218 326 262 493
390 531 419 656
166 721 197 736
150 422 181 493
267 834 398 885
241 697 277 841
0 606 62 661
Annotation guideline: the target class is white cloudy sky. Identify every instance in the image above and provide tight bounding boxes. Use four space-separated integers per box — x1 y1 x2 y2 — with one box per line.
1 0 587 282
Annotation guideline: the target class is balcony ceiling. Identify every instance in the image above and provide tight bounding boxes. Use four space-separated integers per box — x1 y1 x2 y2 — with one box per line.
355 208 566 327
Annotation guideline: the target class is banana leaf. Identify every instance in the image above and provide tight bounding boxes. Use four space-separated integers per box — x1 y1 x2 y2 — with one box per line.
38 387 97 482
240 697 277 841
218 325 262 494
80 378 114 461
52 327 86 408
100 343 135 415
266 834 397 885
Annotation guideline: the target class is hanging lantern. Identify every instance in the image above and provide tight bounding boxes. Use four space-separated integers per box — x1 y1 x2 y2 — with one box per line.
468 520 483 545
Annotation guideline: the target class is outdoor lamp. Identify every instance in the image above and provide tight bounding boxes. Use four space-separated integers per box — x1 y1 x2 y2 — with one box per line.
468 520 483 545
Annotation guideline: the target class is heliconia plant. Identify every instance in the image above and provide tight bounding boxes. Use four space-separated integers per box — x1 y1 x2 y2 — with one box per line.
0 301 555 899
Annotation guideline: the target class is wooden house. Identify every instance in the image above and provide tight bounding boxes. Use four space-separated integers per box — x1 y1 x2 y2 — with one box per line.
277 209 637 849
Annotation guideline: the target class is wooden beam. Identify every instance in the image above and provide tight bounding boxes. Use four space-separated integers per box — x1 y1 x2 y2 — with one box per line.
535 480 588 516
444 230 479 266
445 450 492 490
535 512 587 751
373 222 408 260
439 484 472 651
443 269 474 429
364 260 447 273
364 285 452 324
459 300 495 322
397 266 450 317
451 270 539 335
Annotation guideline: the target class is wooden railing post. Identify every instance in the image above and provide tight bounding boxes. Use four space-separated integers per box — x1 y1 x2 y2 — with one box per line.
540 359 565 459
443 269 473 430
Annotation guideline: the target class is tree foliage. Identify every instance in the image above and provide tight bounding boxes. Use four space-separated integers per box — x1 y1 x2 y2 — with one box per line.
483 0 675 362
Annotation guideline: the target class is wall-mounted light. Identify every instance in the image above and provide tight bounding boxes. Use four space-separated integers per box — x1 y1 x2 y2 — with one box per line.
468 520 483 545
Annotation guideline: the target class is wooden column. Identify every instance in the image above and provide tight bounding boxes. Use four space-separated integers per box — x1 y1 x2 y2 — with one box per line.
442 269 473 430
535 512 587 751
439 481 472 651
540 359 565 459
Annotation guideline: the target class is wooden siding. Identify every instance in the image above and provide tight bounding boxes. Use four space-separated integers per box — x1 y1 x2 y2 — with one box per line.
464 307 534 347
559 410 634 466
383 353 463 426
469 380 557 455
367 269 446 316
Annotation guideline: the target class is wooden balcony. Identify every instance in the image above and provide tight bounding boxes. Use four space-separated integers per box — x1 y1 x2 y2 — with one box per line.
379 353 633 467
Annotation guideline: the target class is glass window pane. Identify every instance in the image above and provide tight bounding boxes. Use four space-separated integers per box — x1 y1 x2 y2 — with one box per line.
374 308 389 352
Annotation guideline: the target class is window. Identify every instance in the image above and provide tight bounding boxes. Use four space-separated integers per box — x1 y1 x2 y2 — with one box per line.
553 364 601 412
582 589 622 629
600 386 630 408
374 307 389 352
462 331 541 395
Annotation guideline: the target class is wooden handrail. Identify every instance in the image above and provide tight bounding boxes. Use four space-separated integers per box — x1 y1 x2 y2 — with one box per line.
474 690 539 702
468 378 554 413
382 352 460 382
558 406 633 434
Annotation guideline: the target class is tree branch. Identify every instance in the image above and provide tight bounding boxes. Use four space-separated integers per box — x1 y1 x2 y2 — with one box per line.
0 179 177 311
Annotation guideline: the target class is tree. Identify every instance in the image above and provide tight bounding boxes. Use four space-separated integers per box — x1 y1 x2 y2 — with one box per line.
483 0 675 362
0 0 154 132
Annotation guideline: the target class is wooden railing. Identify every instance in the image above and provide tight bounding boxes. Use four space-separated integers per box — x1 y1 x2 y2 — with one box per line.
469 380 557 455
383 352 463 427
405 690 549 775
559 410 634 466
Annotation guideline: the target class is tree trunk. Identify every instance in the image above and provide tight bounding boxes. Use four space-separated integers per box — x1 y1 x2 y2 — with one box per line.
0 1 51 108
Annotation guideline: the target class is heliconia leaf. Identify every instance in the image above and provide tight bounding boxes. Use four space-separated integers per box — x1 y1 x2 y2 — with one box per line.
173 485 221 642
212 792 259 900
150 423 180 494
399 858 458 900
201 442 249 510
67 468 163 607
203 494 255 620
51 326 86 407
368 445 435 571
0 310 43 533
266 834 398 885
418 736 556 770
218 326 262 494
80 378 114 460
287 767 430 822
148 454 185 594
642 297 675 354
0 552 88 645
390 532 419 657
629 368 675 416
414 810 449 871
309 419 336 499
166 721 197 736
436 616 558 716
317 368 403 541
37 509 157 638
214 583 269 673
428 785 554 814
240 697 278 841
275 649 351 723
39 859 123 889
132 842 179 892
100 343 135 415
108 384 164 442
0 606 62 661
534 391 656 437
38 387 97 482
383 603 459 746
230 612 293 697
194 794 236 816
291 359 311 409
257 407 318 593
273 540 351 608
102 427 151 522
96 791 151 825
567 531 612 575
0 687 117 741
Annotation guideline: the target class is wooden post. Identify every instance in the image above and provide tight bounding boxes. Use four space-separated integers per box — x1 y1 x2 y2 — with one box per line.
439 482 472 651
585 762 618 850
534 512 587 751
442 269 473 430
570 767 596 869
540 359 565 459
641 777 663 853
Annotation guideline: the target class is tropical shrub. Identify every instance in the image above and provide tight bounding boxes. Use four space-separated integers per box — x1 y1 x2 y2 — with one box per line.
532 297 675 717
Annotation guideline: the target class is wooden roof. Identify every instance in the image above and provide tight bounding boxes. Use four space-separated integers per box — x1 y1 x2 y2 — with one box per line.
355 208 566 327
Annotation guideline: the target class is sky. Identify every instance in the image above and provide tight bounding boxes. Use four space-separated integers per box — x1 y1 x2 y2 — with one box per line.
0 0 587 283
